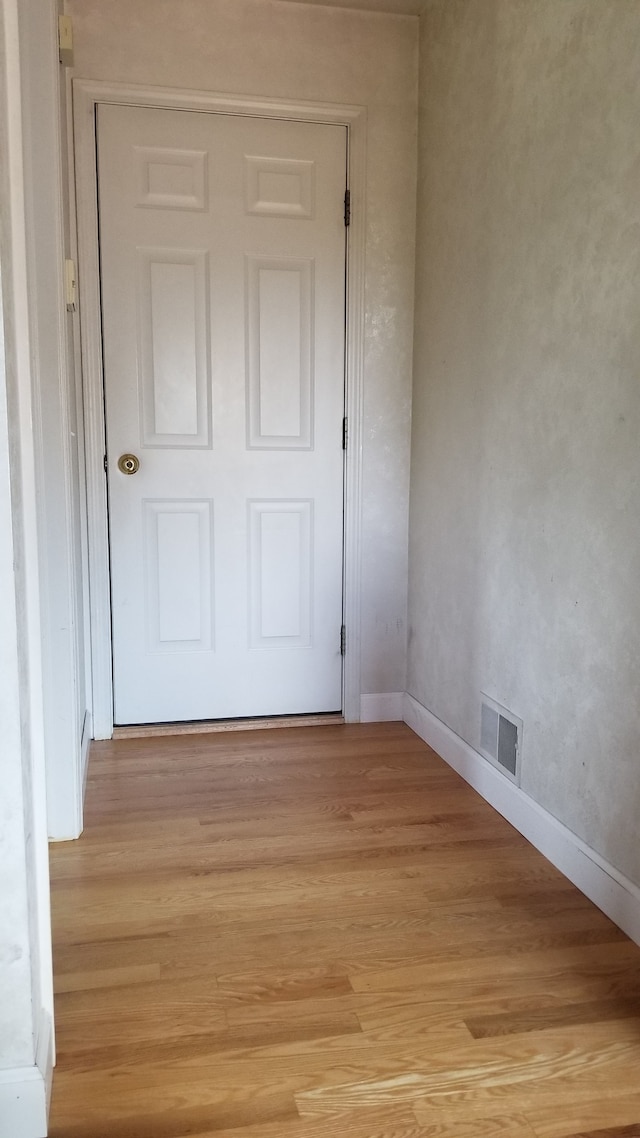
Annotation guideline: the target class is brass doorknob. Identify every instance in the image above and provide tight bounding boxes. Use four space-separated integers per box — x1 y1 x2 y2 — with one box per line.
117 453 140 475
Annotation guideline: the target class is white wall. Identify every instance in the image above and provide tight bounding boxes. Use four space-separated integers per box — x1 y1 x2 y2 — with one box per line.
409 0 640 887
0 276 37 1071
0 0 53 1131
67 0 418 701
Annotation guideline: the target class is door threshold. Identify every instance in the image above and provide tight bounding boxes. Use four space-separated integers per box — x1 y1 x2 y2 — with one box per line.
112 712 345 740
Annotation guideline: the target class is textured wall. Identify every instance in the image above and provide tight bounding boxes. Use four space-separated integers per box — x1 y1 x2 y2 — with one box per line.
68 0 418 697
409 0 640 884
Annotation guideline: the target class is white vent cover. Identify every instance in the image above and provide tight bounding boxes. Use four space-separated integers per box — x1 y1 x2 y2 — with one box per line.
480 693 522 784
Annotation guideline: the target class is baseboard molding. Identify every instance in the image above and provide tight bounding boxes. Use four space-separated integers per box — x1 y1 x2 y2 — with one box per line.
34 1009 54 1112
0 1068 47 1138
403 692 640 948
360 692 403 723
0 1011 52 1138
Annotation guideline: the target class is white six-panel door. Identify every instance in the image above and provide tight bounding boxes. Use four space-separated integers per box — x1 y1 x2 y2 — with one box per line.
97 104 346 723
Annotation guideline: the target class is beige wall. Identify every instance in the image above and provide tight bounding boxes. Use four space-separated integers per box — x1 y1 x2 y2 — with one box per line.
409 0 640 884
68 0 419 699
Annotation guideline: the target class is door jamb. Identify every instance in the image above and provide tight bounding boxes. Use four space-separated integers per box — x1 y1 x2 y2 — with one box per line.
73 79 366 738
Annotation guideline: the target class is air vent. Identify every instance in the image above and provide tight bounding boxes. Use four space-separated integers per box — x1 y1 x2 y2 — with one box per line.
480 694 522 784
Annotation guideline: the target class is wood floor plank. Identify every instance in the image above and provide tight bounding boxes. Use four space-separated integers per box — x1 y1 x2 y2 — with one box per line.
47 1092 298 1138
58 1019 640 1114
53 961 161 994
48 723 640 1138
294 1021 640 1116
55 1010 364 1073
413 1091 640 1136
157 1104 437 1138
569 1130 640 1138
526 1098 640 1138
540 1127 640 1138
411 1079 640 1128
410 1117 537 1137
54 975 228 1055
466 996 640 1039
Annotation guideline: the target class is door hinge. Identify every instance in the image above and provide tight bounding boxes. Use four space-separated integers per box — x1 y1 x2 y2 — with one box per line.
103 453 108 474
344 189 351 227
340 624 346 656
58 15 74 67
342 416 348 450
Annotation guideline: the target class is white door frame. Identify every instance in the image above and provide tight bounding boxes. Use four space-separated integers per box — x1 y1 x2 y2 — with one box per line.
73 79 366 738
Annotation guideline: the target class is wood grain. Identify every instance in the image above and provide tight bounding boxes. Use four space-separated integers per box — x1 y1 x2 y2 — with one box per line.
48 723 640 1137
553 1128 640 1137
466 996 640 1039
527 1102 640 1138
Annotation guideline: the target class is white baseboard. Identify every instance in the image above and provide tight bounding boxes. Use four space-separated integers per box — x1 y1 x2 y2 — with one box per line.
403 692 640 948
48 713 91 844
0 1012 52 1138
35 1010 54 1112
0 1069 47 1138
360 692 403 722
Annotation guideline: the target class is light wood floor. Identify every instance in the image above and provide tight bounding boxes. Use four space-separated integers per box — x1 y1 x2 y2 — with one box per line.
48 722 640 1138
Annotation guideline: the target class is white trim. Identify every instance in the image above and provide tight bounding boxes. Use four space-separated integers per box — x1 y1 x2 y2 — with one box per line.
403 693 640 948
65 66 94 752
19 0 84 842
34 1009 54 1111
42 710 90 843
81 707 92 804
0 1008 51 1138
341 114 366 723
0 1068 48 1138
73 84 113 740
73 78 367 737
360 692 403 722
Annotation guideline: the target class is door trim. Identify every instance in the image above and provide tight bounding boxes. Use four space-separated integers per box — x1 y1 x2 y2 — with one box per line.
73 79 366 737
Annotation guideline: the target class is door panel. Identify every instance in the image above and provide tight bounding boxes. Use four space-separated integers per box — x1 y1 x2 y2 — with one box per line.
248 499 313 648
139 248 210 447
246 256 312 447
97 104 346 724
143 499 214 653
